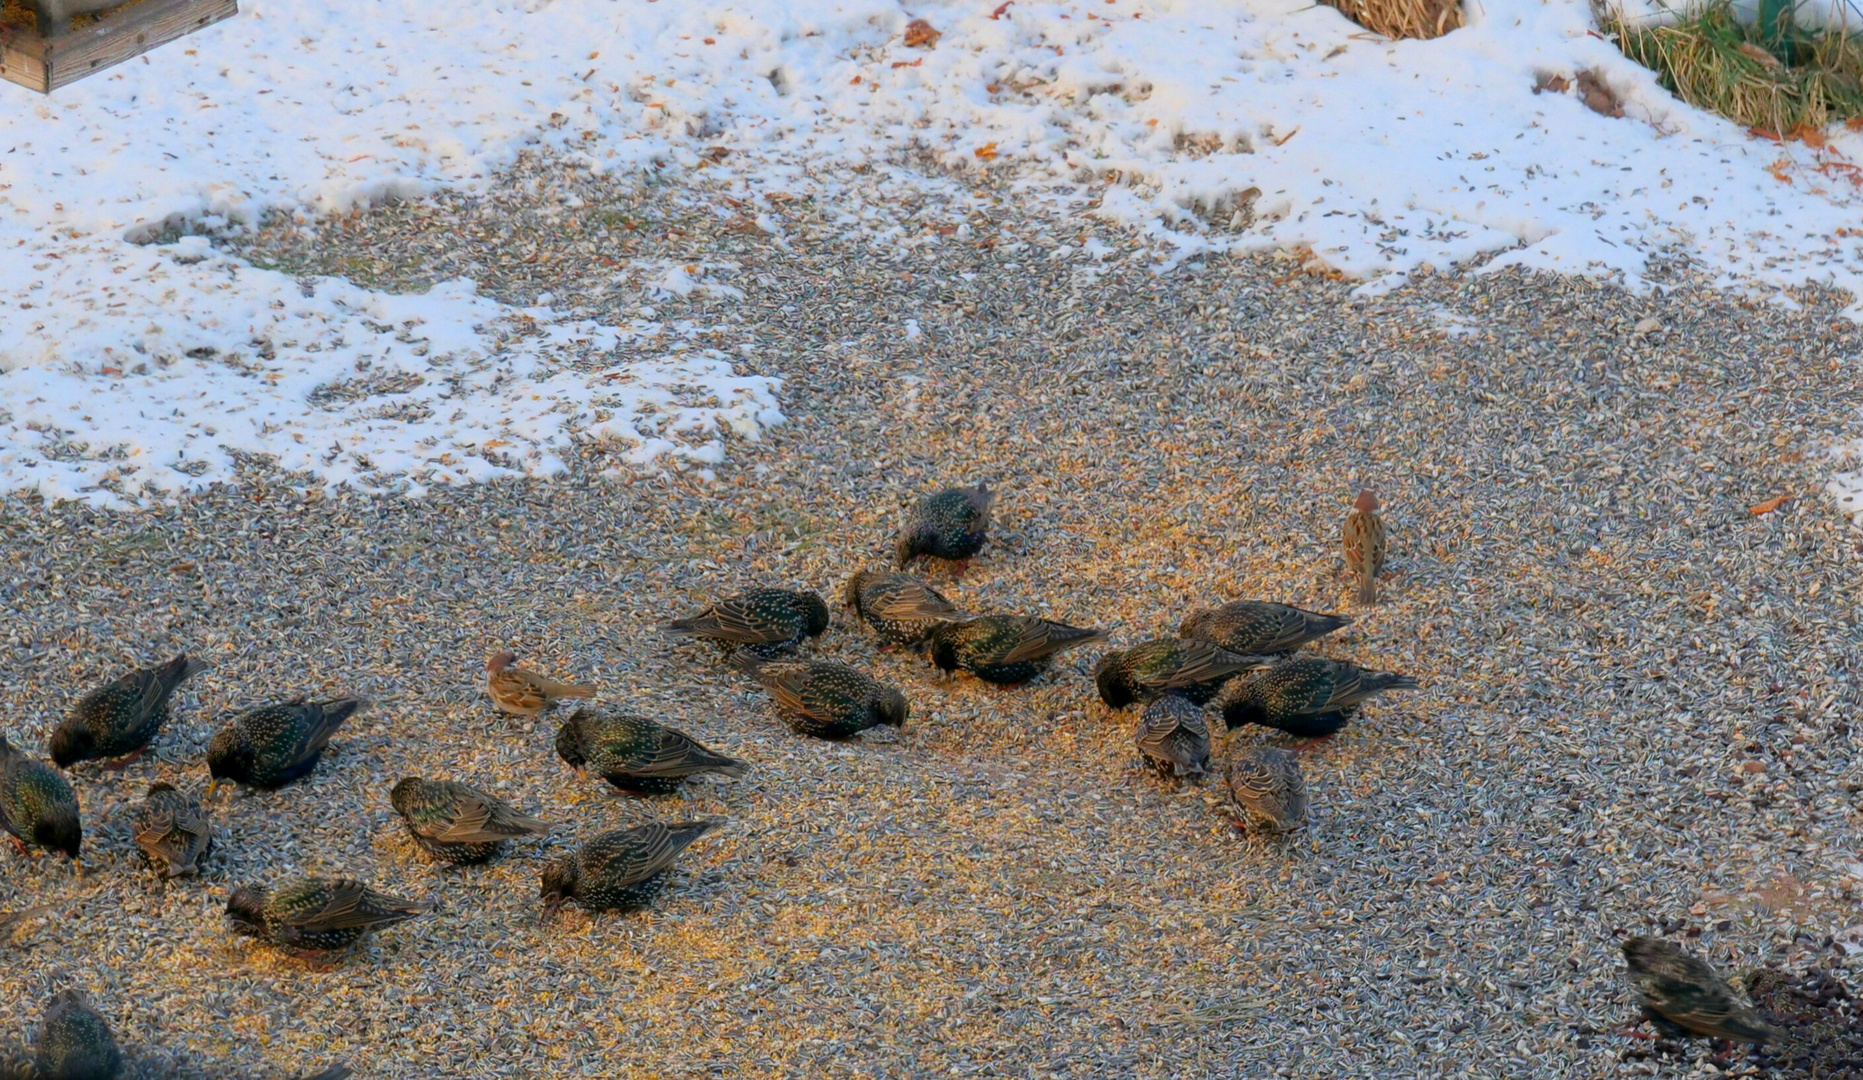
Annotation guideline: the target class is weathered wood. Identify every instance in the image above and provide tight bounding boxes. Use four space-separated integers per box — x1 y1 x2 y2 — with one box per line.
0 0 235 94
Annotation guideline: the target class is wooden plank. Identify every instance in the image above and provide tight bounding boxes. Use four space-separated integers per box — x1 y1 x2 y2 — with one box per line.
0 0 235 94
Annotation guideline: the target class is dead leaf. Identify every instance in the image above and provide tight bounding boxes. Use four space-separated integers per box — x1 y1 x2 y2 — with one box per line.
992 1 1014 17
904 18 940 47
1735 41 1783 68
1574 69 1623 119
1748 495 1791 515
974 142 999 161
1533 72 1570 94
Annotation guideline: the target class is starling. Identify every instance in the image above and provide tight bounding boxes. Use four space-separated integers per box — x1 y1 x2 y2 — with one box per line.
541 818 723 917
555 704 748 795
1133 694 1212 779
896 483 993 570
1093 638 1274 709
33 989 121 1080
50 653 203 769
389 777 552 865
728 653 908 738
1216 656 1418 738
131 782 211 877
842 569 964 646
1226 747 1309 833
1342 489 1388 605
0 733 81 858
926 615 1106 685
486 652 594 715
663 588 831 658
1621 937 1777 1043
206 696 366 795
226 876 432 963
1178 600 1352 655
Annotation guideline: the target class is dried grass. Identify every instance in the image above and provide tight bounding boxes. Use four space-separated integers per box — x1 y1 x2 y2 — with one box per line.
1320 0 1464 41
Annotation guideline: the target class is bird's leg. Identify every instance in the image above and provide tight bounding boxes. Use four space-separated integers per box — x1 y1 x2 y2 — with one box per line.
950 559 971 580
104 746 149 770
8 835 30 858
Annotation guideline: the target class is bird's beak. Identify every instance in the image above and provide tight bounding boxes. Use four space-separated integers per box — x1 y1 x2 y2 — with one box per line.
205 779 221 800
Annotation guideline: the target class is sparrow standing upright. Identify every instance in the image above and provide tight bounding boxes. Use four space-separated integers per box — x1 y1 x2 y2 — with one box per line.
1342 489 1387 605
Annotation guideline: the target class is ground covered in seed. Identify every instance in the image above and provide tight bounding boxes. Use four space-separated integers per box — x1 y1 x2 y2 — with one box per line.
3 159 1863 1079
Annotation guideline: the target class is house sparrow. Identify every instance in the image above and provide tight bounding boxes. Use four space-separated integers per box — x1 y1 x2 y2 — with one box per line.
486 652 594 715
1342 489 1387 605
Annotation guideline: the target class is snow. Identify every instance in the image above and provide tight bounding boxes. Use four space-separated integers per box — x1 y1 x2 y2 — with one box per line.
4 0 1863 504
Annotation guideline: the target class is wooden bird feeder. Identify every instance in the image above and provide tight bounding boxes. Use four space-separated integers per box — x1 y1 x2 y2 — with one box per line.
1 0 236 94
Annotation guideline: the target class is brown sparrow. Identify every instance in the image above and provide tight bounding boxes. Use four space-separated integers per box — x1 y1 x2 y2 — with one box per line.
1342 489 1387 605
486 652 594 715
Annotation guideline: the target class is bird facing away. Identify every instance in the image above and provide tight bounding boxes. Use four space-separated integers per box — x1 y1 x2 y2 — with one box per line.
896 483 993 571
33 989 122 1080
1178 601 1353 656
1134 694 1212 780
390 777 552 865
842 569 964 646
541 819 724 917
131 782 212 877
1621 937 1777 1043
555 704 748 795
226 876 432 963
206 696 365 796
1227 747 1309 833
51 653 203 768
1093 638 1275 710
1216 656 1418 738
728 653 909 738
485 652 594 715
664 588 831 658
926 615 1107 685
1342 489 1388 605
0 733 81 859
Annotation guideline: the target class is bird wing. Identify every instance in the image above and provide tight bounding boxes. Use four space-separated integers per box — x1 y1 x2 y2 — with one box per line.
424 790 549 843
1157 642 1269 689
616 726 735 778
517 668 594 699
997 619 1108 666
289 880 431 932
490 670 548 712
1636 969 1751 1038
672 598 783 644
290 698 364 762
762 665 837 725
867 582 963 623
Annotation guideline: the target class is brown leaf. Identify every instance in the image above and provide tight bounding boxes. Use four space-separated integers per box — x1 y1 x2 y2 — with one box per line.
1533 72 1570 95
1736 41 1784 68
904 18 941 47
974 142 999 161
1748 494 1791 515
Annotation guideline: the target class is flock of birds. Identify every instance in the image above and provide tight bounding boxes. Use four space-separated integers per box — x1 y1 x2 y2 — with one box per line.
0 483 1783 1077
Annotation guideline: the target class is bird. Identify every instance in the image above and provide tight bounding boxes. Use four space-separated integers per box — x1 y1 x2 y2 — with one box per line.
1093 638 1274 709
389 777 552 865
728 653 908 738
206 696 366 796
1621 937 1777 1043
842 569 964 646
1178 600 1352 656
664 588 831 658
485 652 594 715
50 653 203 769
925 615 1107 685
896 483 993 572
1216 656 1417 738
1342 489 1388 605
0 733 81 859
1226 747 1309 833
541 819 723 917
32 988 121 1080
226 876 432 965
131 782 211 877
1133 694 1212 779
554 704 748 794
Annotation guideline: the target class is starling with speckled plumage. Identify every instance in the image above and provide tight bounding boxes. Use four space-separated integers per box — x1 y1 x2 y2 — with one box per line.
0 733 81 859
541 819 724 916
390 777 552 865
1133 694 1212 779
927 615 1106 685
843 569 964 646
729 653 908 738
1093 639 1274 710
1343 489 1388 605
1216 657 1417 738
1179 601 1352 656
226 876 432 962
33 989 121 1080
896 483 993 571
1227 747 1309 833
206 696 366 795
131 782 211 877
1622 937 1777 1043
486 652 594 715
554 705 748 795
50 653 203 768
664 588 830 658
